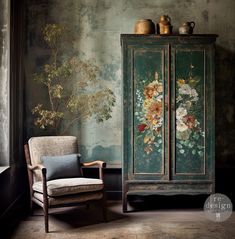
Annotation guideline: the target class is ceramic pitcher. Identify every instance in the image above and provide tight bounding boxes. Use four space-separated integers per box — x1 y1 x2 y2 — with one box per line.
179 22 195 34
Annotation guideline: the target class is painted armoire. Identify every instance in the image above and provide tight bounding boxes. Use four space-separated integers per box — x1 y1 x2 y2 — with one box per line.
121 34 217 212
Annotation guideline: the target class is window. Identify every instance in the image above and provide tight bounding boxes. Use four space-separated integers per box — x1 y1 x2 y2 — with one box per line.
0 0 10 167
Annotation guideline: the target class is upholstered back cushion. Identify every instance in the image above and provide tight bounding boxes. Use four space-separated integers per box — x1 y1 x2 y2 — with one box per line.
28 136 78 181
41 154 82 181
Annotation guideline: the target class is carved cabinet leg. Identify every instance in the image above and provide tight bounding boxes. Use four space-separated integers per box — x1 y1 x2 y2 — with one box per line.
123 191 128 213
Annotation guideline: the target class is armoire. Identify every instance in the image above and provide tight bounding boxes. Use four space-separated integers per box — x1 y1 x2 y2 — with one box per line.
121 34 217 212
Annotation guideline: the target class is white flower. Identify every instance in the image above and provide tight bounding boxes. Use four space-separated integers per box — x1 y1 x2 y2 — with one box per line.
191 89 198 101
176 95 183 103
194 119 200 127
185 101 192 110
191 96 199 102
155 72 159 80
191 89 198 97
148 80 158 87
176 107 187 120
179 84 192 95
179 84 199 101
176 129 190 140
176 120 188 132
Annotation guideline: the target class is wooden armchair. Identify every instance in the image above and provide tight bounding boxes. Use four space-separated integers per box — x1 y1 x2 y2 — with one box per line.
24 136 106 233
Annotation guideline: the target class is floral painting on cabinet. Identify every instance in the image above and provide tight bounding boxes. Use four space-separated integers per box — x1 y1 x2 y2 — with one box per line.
136 65 204 158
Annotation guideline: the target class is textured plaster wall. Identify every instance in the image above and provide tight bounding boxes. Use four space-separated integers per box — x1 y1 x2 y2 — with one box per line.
25 0 235 166
0 0 9 166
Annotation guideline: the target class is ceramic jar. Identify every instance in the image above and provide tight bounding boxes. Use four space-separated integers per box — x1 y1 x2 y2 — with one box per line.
179 22 195 34
156 15 173 34
134 19 155 34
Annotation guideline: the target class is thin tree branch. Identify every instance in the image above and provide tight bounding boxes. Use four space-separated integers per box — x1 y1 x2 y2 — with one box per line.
60 116 81 135
47 83 55 112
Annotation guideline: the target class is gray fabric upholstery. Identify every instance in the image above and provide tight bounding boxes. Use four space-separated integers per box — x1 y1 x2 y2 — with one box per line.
33 191 103 206
28 136 78 181
33 177 104 196
41 154 82 180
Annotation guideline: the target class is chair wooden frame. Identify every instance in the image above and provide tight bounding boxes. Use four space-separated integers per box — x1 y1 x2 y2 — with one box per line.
24 144 107 233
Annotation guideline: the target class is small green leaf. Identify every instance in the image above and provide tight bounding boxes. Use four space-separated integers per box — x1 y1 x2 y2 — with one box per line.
198 151 204 157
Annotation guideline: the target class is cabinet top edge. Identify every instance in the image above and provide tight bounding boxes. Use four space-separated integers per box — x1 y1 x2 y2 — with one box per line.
120 34 218 38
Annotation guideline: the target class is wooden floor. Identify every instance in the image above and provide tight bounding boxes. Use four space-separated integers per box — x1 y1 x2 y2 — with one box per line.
7 201 235 239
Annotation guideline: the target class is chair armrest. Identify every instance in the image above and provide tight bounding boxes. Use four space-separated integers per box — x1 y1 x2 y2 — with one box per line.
81 160 106 180
28 164 48 200
27 164 46 171
27 164 47 184
81 160 106 168
24 144 48 205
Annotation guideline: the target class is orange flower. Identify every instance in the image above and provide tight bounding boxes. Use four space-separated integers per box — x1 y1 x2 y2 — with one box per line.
144 85 156 99
149 101 162 117
146 112 154 122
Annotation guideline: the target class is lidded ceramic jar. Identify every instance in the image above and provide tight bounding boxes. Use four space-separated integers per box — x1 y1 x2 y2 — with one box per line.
134 19 155 34
157 15 173 34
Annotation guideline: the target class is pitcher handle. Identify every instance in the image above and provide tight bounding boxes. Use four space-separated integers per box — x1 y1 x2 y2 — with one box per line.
166 15 171 23
190 21 195 29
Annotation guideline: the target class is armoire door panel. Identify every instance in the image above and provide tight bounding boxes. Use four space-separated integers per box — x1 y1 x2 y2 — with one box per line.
132 46 168 177
172 47 208 179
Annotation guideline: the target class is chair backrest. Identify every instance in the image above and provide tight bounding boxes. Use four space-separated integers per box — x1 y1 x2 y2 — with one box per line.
28 136 78 182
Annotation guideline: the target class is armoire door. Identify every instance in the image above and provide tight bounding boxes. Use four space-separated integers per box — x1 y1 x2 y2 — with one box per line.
123 43 169 181
171 44 214 181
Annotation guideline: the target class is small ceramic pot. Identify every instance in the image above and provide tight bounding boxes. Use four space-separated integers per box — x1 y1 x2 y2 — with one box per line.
134 19 155 34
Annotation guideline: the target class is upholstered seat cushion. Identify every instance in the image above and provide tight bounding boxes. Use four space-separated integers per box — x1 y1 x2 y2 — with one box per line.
33 177 104 197
33 191 103 206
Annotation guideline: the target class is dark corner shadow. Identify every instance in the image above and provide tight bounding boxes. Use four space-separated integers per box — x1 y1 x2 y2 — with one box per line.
214 45 235 204
215 45 235 167
47 201 129 231
127 195 209 212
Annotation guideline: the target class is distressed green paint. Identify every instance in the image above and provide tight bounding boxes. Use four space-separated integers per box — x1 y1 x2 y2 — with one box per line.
121 35 216 211
175 50 205 174
134 49 164 174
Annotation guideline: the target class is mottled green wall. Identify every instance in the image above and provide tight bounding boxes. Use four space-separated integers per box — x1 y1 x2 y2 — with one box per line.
25 0 235 166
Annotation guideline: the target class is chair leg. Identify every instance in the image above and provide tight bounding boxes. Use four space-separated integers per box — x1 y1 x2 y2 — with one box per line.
102 192 107 222
43 204 49 233
30 200 34 216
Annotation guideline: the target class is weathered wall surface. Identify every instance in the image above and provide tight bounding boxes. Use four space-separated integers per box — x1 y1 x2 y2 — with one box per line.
25 0 235 166
0 0 9 166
